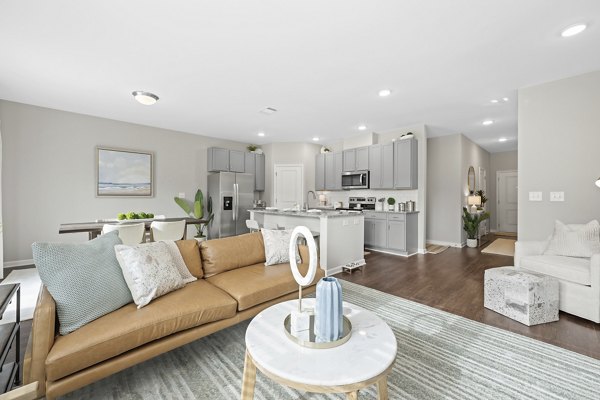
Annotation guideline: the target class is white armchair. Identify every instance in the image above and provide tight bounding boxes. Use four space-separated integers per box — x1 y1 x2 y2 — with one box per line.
515 240 600 323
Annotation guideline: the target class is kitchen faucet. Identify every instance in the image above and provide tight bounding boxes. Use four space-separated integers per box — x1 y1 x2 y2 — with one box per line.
305 190 317 210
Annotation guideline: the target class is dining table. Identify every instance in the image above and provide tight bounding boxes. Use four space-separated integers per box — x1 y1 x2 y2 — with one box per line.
59 217 208 240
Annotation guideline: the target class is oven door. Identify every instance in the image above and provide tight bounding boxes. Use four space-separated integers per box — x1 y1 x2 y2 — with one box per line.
341 171 369 189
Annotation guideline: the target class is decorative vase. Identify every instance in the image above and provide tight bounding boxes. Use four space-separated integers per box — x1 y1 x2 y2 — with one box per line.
388 204 394 211
195 237 207 243
467 238 478 248
315 277 343 342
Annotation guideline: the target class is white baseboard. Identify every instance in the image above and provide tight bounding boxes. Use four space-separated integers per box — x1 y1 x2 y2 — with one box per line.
426 240 463 248
4 259 34 268
417 248 427 254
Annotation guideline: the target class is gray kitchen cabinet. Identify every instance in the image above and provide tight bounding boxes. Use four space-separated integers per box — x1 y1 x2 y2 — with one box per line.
372 219 387 248
315 154 325 191
244 152 255 178
394 138 418 189
229 150 246 173
343 147 369 172
356 147 369 171
343 150 356 172
381 143 395 188
368 145 382 189
364 219 375 246
325 152 343 190
387 220 407 251
255 153 265 191
207 147 230 172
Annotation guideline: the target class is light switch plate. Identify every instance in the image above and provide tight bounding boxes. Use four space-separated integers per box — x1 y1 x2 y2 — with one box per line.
550 192 565 202
529 191 543 201
178 192 185 199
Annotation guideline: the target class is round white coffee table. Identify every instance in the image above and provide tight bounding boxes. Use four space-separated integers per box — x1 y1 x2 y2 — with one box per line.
241 298 397 400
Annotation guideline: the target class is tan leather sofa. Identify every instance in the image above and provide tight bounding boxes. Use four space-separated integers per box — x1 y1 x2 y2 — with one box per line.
23 232 324 399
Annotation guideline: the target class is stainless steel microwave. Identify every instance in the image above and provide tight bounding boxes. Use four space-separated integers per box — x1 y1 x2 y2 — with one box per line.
341 171 369 190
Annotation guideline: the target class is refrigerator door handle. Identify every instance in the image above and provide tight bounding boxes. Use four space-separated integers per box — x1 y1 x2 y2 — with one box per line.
233 183 238 221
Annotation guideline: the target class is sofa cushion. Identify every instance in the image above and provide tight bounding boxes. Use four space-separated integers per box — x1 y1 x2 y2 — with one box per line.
200 232 266 277
206 262 325 311
45 280 237 381
31 231 133 335
176 240 204 278
544 220 600 258
521 255 591 286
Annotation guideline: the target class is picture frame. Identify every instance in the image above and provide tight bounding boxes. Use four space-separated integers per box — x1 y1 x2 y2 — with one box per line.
96 147 154 197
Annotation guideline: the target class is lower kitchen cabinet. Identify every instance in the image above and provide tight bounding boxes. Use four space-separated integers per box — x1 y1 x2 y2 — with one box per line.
364 212 418 256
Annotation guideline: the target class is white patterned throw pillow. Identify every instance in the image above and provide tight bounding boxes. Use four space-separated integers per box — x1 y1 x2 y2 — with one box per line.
544 220 600 258
261 229 302 266
162 241 197 284
115 242 185 308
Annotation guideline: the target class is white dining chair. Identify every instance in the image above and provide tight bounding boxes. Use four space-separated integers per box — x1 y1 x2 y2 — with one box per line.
102 223 146 245
246 219 261 233
150 220 186 241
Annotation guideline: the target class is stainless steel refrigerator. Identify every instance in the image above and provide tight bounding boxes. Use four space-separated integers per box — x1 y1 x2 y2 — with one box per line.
207 172 254 238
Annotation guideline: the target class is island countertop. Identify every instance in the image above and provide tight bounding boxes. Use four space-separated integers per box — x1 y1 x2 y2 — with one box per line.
248 209 363 219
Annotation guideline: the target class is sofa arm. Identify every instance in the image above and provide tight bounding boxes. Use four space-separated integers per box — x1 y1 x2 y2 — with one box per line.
515 240 548 268
24 286 56 398
591 254 600 289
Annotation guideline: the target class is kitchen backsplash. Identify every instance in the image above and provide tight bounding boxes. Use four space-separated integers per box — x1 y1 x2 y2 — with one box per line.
318 189 419 210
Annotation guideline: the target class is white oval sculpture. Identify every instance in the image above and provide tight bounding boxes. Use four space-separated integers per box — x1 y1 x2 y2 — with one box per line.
289 226 317 287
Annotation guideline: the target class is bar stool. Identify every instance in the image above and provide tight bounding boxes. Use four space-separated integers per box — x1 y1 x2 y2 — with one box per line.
246 220 262 233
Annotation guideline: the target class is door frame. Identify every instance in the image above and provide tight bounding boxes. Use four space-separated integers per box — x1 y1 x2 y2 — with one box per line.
496 169 518 232
273 164 304 208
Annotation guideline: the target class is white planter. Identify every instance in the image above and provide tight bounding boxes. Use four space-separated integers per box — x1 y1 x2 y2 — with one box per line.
466 238 478 248
388 205 395 211
195 237 207 243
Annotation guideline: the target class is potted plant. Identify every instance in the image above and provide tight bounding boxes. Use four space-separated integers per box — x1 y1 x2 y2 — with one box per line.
376 197 385 211
174 189 213 241
247 144 258 153
462 207 490 247
475 189 488 210
387 197 396 211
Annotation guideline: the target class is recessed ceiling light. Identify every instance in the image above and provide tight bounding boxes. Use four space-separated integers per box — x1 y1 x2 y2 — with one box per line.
498 137 508 142
378 89 392 97
358 125 367 131
312 137 320 141
257 132 265 137
502 97 509 102
561 23 587 37
482 120 494 126
490 99 499 103
132 91 159 105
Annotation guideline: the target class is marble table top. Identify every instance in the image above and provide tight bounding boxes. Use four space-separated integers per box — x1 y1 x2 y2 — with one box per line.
245 298 397 387
248 209 364 219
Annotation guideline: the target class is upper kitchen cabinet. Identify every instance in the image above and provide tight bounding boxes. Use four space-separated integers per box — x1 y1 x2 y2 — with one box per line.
229 150 245 172
207 147 230 171
244 152 265 191
315 154 325 191
343 147 369 172
394 139 418 189
368 143 394 189
325 152 343 190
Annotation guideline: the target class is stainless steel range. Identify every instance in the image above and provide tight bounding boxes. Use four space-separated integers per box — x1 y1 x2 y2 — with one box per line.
336 196 376 211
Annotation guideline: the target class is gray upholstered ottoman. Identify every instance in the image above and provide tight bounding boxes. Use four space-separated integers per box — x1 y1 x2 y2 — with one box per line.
484 266 559 326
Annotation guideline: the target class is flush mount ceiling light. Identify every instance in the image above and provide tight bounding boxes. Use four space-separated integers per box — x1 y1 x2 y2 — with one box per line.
257 132 265 137
561 23 587 37
358 124 367 131
378 89 392 97
132 91 159 105
482 120 494 126
498 137 508 142
312 137 320 141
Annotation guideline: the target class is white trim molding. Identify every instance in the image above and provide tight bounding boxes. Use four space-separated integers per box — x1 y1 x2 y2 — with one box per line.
426 240 464 248
4 259 35 268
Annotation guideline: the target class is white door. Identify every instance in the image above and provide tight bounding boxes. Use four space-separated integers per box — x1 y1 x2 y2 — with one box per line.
497 170 518 233
274 164 303 209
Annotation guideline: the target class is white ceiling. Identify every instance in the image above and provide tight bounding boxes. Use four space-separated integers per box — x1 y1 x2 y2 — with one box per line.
1 1 599 153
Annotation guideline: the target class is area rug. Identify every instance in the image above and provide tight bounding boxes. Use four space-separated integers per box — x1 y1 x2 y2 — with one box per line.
0 268 41 323
64 281 600 399
426 243 449 254
482 238 516 257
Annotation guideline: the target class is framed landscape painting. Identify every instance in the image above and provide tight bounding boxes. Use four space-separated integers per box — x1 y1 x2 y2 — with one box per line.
96 147 154 197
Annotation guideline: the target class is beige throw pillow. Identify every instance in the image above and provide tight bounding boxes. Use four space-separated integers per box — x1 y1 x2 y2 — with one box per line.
544 220 600 258
115 242 185 308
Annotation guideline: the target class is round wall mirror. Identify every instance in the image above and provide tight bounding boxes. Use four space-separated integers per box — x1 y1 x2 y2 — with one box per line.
467 166 476 194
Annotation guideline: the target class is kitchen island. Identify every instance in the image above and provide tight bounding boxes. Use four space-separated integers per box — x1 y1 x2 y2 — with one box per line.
248 209 365 275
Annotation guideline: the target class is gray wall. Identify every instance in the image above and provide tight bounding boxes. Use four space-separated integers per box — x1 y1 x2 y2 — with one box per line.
518 70 600 240
0 100 248 263
489 151 517 230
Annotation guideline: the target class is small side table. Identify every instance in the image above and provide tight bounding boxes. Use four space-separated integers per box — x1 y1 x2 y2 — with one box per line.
242 299 397 399
0 284 21 393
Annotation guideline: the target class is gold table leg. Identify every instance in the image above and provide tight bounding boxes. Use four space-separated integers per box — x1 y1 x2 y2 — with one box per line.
346 391 358 399
241 351 257 400
376 375 389 400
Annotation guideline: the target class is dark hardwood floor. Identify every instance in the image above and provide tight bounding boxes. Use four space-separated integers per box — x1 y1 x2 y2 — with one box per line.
335 235 600 360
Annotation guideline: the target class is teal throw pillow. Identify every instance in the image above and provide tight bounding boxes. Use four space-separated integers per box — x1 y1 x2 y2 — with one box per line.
32 231 133 335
